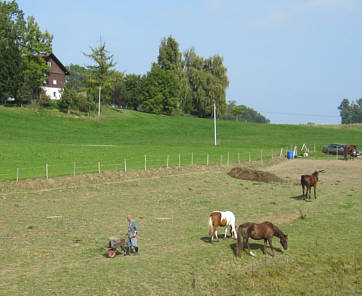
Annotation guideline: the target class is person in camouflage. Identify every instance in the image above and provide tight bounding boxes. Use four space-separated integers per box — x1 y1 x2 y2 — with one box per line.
126 215 139 255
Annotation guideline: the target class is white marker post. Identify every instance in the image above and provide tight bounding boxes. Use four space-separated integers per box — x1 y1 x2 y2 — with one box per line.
214 103 217 146
98 86 101 118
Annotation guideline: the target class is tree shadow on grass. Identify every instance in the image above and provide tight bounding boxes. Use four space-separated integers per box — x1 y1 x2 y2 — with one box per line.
229 242 283 256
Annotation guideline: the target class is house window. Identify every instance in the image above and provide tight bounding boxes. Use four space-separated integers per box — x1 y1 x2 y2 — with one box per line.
53 79 57 85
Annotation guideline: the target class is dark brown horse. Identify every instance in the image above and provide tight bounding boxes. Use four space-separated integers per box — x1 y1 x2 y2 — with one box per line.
344 145 358 160
301 171 319 200
236 221 288 257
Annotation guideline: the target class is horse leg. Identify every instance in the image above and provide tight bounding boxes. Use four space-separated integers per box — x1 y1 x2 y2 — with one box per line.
246 238 256 256
314 184 317 200
263 239 268 255
236 232 243 257
224 226 228 239
268 238 275 257
302 184 305 198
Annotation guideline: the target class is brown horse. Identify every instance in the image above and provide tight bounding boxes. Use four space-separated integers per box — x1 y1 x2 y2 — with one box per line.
236 221 288 257
344 145 358 160
301 171 319 200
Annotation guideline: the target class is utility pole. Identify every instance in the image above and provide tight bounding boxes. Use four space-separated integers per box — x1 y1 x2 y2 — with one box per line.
98 86 101 118
214 103 217 146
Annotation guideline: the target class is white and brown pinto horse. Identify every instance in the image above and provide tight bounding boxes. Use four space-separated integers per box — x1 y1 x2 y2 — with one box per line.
208 211 237 241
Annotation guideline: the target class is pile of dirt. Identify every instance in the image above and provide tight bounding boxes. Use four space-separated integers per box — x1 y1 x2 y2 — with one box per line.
228 167 283 183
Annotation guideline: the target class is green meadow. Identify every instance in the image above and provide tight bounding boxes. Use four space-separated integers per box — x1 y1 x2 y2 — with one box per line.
0 106 361 181
0 159 360 295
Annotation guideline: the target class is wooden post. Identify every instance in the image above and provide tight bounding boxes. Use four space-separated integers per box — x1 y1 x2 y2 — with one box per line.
238 152 240 164
124 159 127 172
207 153 209 166
280 148 283 158
73 162 76 177
261 150 263 163
46 163 48 179
178 153 181 168
144 155 147 171
16 168 19 182
98 162 101 174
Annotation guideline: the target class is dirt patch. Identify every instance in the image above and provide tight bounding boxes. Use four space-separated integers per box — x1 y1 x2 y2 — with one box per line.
227 167 283 183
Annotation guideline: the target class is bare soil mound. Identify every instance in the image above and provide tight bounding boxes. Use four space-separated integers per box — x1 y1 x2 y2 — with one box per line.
228 167 283 183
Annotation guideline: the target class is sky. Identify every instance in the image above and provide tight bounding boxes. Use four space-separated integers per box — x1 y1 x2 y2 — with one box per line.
16 0 362 124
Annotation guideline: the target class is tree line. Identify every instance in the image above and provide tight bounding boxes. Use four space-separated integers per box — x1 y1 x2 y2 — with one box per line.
63 37 269 122
338 98 362 124
1 0 269 123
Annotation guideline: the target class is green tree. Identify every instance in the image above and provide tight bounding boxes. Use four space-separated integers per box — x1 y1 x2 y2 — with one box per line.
0 0 25 102
58 83 79 114
158 36 192 113
18 15 52 104
338 99 352 124
139 63 179 115
83 39 116 105
184 48 228 117
122 74 143 109
0 1 52 105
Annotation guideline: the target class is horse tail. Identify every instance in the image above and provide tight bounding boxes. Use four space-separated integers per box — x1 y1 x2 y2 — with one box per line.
208 215 214 237
236 226 242 257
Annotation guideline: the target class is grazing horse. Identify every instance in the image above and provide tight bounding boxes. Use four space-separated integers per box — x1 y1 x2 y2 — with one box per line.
208 211 237 241
301 170 325 200
344 145 358 160
236 221 288 257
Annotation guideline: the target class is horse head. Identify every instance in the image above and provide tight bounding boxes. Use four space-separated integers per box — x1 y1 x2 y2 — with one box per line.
280 234 288 250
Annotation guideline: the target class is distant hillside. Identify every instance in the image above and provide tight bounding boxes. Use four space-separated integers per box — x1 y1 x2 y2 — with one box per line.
0 106 361 180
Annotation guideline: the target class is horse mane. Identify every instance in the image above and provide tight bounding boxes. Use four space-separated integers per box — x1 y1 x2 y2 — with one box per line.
269 223 286 239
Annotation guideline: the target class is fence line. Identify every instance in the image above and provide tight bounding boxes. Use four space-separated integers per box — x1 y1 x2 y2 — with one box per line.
0 144 327 181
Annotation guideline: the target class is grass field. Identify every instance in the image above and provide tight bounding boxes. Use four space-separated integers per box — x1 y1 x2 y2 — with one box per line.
0 105 361 181
0 158 361 295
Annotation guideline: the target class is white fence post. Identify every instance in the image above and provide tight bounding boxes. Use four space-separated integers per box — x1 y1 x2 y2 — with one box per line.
207 153 209 166
178 153 181 168
191 152 194 166
124 159 127 173
220 154 223 165
227 152 230 166
98 162 101 174
144 155 147 171
73 162 76 177
16 168 19 182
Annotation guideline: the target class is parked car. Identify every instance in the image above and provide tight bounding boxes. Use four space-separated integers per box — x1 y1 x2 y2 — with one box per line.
322 144 346 155
322 143 360 156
